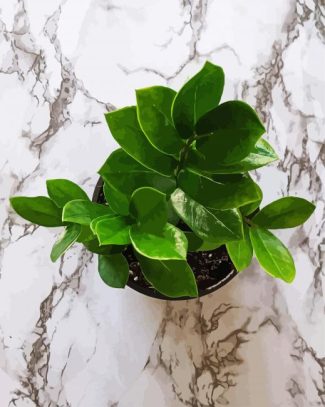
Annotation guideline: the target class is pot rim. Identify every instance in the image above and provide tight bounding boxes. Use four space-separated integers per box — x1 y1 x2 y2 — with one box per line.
92 177 238 301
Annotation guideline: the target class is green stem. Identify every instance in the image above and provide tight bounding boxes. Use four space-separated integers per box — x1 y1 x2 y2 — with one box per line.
175 134 197 178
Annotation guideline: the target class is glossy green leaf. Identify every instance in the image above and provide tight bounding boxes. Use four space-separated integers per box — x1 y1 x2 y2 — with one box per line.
253 197 315 229
10 196 63 227
240 183 263 216
192 101 265 167
77 225 96 243
50 224 81 262
249 226 295 283
98 253 129 288
226 223 253 271
184 232 221 252
137 254 198 298
130 223 187 260
90 214 117 234
105 106 177 176
46 179 89 208
172 62 224 139
129 187 167 232
62 200 114 225
95 216 131 245
83 238 124 255
136 86 184 155
178 169 261 209
171 189 243 245
99 149 176 215
188 138 278 174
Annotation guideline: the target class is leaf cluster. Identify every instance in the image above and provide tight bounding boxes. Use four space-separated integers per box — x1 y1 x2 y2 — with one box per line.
10 62 315 298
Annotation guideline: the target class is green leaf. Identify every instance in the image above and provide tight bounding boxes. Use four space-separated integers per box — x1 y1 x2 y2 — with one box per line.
130 223 187 260
252 197 315 229
240 183 263 216
10 196 63 227
171 189 243 245
105 106 177 176
62 200 114 225
249 226 295 283
50 224 81 262
188 138 278 174
99 149 176 215
226 223 253 271
184 232 221 252
77 225 96 243
178 169 262 209
192 101 265 167
172 62 224 139
136 86 184 156
83 238 124 255
129 187 167 232
98 254 129 288
95 216 131 245
90 214 116 234
46 179 89 208
137 254 198 298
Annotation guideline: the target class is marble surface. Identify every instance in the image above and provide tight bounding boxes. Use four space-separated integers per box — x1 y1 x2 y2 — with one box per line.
0 0 324 406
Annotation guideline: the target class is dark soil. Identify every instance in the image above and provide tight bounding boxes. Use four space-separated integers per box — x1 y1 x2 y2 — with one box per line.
93 180 237 295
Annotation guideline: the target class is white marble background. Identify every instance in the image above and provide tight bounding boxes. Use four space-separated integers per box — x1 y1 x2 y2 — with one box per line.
0 0 324 406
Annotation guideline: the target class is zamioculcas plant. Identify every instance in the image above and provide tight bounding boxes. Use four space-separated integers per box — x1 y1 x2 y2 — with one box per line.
10 61 315 299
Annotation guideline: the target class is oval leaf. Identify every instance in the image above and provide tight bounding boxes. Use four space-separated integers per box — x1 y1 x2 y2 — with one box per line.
98 253 129 288
171 189 243 244
84 238 124 255
137 254 198 298
46 179 89 208
193 101 265 166
240 183 263 216
252 197 315 229
130 223 187 260
172 62 224 139
178 169 261 209
136 86 184 155
105 106 177 176
226 223 253 271
50 224 81 262
99 149 176 215
188 138 277 174
249 226 295 282
10 196 63 227
184 232 221 252
129 187 167 232
62 200 114 225
96 216 131 245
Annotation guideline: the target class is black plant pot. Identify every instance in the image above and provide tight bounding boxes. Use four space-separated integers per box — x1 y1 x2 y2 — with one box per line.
92 178 238 301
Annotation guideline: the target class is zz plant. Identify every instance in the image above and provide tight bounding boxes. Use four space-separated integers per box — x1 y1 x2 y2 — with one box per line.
10 62 315 298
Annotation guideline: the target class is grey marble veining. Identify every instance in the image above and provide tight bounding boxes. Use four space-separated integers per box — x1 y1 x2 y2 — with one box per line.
0 0 324 406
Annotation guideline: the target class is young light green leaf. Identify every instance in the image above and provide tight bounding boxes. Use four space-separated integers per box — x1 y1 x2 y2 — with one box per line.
172 62 224 139
10 196 63 227
99 149 176 215
130 223 187 260
188 138 278 174
105 106 177 176
137 254 198 298
252 197 315 229
62 200 114 225
136 86 184 156
46 179 89 208
178 169 261 209
129 187 167 232
184 232 221 252
171 189 243 245
240 183 263 216
249 226 295 282
98 253 129 288
50 224 81 262
226 223 253 271
90 214 117 234
193 101 265 166
96 216 131 245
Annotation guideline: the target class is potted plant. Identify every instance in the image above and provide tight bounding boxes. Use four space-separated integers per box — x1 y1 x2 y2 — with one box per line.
10 61 315 300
